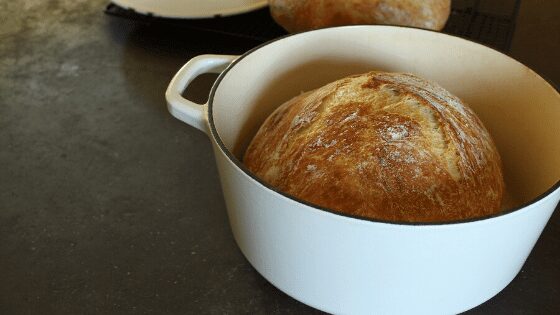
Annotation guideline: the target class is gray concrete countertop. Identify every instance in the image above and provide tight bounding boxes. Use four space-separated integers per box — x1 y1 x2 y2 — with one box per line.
1 1 558 314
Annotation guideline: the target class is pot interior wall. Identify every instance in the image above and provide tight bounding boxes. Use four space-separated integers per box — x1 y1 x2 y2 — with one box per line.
211 26 560 209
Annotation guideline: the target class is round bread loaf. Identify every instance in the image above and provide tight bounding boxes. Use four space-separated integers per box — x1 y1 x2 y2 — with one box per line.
244 72 504 222
269 0 451 33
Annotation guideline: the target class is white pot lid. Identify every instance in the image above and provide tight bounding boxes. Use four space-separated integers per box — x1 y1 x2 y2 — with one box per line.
111 0 268 19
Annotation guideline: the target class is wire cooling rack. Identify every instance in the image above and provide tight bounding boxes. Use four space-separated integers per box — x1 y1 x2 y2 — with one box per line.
105 0 520 52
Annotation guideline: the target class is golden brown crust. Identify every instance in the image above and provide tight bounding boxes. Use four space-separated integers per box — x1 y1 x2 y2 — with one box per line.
269 0 451 33
243 72 504 222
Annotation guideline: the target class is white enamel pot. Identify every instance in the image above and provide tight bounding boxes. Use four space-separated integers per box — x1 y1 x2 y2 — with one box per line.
111 0 267 18
165 26 560 314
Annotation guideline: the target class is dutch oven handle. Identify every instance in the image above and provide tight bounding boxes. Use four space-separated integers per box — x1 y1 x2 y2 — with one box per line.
165 54 238 134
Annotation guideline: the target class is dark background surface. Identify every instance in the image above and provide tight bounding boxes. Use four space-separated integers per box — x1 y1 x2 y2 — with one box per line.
1 0 558 314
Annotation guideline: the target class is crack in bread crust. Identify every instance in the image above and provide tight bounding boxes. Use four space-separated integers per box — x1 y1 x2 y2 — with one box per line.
244 71 504 222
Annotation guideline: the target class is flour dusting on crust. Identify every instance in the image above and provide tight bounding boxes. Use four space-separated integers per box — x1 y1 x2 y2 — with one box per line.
244 71 504 222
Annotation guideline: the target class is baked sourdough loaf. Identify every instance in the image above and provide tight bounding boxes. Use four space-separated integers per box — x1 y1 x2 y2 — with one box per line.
269 0 451 33
244 72 504 222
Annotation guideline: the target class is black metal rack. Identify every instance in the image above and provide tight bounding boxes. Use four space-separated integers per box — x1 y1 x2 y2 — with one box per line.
105 0 520 52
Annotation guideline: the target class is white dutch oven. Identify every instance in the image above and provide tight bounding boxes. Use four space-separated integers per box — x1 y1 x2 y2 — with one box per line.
111 0 267 18
165 26 560 314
